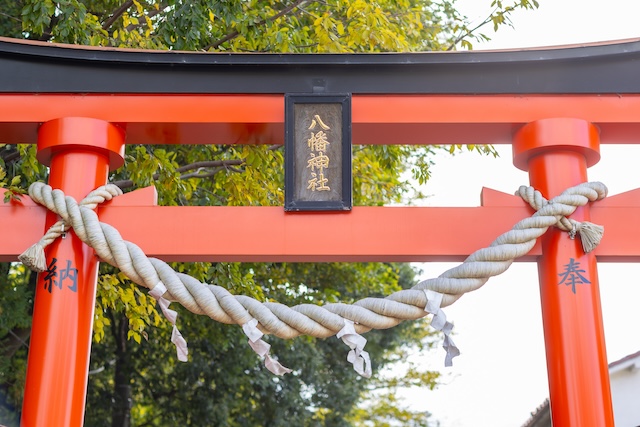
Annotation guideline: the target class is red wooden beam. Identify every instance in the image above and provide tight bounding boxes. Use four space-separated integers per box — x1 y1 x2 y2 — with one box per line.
3 187 639 263
2 95 640 146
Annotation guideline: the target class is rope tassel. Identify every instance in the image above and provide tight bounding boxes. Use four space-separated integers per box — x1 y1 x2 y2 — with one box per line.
19 241 48 273
19 220 70 272
576 221 604 253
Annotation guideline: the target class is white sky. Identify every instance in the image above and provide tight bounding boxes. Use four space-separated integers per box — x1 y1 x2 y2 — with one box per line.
399 1 640 426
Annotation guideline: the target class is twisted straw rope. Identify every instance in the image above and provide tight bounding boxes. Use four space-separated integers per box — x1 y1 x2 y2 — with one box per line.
20 182 607 369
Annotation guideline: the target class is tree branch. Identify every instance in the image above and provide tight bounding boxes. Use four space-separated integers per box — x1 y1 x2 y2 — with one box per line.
0 12 22 23
107 309 120 349
112 159 245 190
179 168 224 180
1 328 30 359
102 0 134 31
203 0 308 51
175 159 244 173
88 359 115 375
0 146 20 164
446 6 514 51
124 10 158 32
124 3 168 32
37 15 59 42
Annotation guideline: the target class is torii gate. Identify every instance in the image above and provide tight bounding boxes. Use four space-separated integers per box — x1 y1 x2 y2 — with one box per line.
2 36 640 427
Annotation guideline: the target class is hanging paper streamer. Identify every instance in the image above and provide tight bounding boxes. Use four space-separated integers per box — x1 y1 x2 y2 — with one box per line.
150 282 188 362
424 289 460 367
242 318 292 376
337 319 372 378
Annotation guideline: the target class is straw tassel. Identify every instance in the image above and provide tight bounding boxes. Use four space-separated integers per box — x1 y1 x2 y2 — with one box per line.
18 241 48 273
577 221 604 254
19 221 67 273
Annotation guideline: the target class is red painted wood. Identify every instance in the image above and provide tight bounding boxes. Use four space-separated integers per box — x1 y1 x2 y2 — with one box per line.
513 118 614 427
3 190 640 263
2 94 640 146
21 118 124 427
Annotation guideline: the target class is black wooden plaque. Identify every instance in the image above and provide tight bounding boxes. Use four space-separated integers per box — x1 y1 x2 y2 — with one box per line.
285 94 352 211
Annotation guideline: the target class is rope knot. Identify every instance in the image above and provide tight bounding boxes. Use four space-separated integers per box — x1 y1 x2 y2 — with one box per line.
516 182 606 253
19 183 123 272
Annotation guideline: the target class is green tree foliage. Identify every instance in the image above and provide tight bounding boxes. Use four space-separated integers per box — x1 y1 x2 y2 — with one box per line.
0 1 538 426
5 0 538 52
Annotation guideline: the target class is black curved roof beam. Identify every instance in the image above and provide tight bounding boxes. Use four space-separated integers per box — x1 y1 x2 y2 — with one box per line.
1 36 640 94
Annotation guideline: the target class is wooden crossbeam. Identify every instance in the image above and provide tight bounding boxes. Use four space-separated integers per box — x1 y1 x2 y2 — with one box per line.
3 187 639 263
2 95 640 146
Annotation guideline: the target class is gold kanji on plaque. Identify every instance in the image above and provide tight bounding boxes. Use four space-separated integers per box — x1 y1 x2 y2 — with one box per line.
306 115 332 192
285 94 351 211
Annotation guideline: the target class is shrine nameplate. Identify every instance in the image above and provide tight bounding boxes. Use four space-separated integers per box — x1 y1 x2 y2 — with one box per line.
285 94 352 211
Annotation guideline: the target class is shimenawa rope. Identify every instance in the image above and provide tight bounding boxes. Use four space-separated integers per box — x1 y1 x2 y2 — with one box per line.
18 181 607 376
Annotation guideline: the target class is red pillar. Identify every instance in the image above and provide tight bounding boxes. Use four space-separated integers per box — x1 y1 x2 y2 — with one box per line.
22 118 124 427
513 119 614 427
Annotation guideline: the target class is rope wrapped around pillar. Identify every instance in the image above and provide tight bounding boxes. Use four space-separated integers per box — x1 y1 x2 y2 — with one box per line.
19 181 607 375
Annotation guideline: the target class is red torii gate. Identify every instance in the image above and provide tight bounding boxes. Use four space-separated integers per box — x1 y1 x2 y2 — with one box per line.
2 36 640 426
